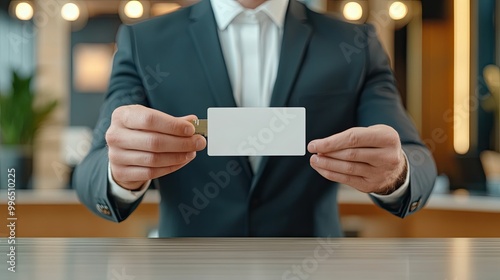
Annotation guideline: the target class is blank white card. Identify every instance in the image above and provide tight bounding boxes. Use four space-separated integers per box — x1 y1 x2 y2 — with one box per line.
207 107 306 156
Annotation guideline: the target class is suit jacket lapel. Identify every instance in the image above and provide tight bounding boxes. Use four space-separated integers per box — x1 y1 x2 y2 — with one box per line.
269 0 312 107
250 0 312 194
189 0 236 108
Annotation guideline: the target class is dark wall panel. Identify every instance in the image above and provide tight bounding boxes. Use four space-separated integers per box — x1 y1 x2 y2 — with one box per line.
70 14 122 128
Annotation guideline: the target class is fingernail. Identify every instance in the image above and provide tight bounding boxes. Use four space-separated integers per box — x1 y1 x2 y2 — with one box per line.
311 155 319 163
308 142 316 151
196 139 204 150
187 152 196 160
185 126 194 135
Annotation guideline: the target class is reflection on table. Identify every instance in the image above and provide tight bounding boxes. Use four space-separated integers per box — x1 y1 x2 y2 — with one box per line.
1 238 499 280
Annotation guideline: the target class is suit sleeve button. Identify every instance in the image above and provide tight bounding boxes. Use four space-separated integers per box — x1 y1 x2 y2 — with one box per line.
96 203 112 216
409 199 421 212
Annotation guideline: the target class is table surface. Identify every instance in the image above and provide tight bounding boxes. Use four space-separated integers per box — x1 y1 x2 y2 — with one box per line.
1 238 499 280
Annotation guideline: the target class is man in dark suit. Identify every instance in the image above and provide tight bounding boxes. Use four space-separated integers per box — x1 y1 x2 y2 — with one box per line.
74 0 436 237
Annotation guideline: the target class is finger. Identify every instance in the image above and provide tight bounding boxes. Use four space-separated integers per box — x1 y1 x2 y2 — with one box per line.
111 162 190 183
107 129 206 152
113 105 197 136
109 148 197 168
308 125 400 153
310 165 373 192
320 148 395 167
310 154 377 178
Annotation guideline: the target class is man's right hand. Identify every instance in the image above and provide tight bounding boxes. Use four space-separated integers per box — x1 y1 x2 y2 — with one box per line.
105 105 206 190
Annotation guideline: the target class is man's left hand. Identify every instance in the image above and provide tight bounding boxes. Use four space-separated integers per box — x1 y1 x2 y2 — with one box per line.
307 125 407 194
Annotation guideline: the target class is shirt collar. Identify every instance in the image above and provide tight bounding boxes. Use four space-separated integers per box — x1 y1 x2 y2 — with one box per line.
210 0 289 30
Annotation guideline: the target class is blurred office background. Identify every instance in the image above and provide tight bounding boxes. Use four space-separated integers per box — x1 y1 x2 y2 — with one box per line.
0 0 499 237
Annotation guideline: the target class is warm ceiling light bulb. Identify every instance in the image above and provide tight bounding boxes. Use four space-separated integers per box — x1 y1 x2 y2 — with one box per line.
124 1 144 19
389 1 408 20
61 3 80 21
15 2 34 21
343 2 363 21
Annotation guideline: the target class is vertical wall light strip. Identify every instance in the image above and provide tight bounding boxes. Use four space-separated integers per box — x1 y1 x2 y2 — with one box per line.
406 1 422 133
453 0 470 154
497 1 500 66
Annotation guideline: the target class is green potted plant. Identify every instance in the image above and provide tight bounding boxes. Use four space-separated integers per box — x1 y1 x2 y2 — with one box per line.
0 71 58 189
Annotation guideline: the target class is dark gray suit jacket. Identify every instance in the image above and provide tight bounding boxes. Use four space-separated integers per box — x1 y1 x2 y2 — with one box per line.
74 0 436 237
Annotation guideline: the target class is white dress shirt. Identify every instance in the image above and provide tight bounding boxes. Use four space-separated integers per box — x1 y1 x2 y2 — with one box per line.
211 0 287 107
109 0 409 204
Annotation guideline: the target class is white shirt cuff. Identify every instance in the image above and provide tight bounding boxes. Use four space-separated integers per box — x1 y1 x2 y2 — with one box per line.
370 150 410 204
108 163 150 203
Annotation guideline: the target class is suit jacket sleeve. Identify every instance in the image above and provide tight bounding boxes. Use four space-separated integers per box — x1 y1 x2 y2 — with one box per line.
357 24 437 217
73 25 149 222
